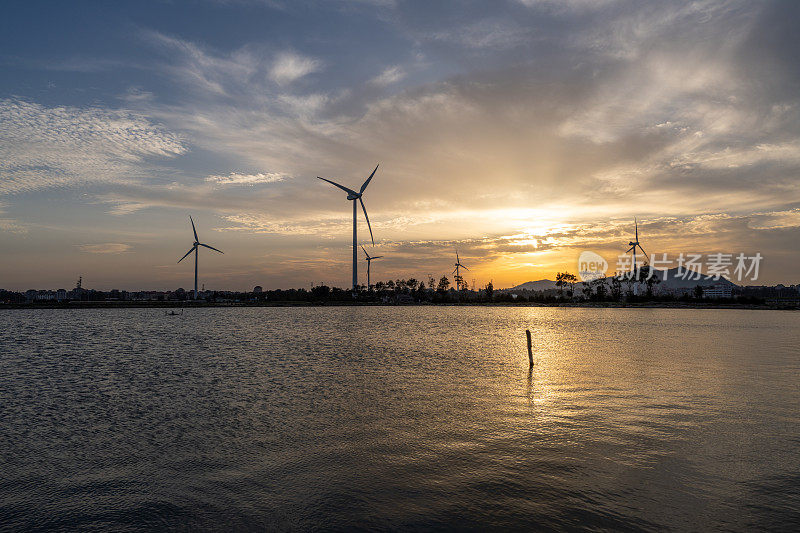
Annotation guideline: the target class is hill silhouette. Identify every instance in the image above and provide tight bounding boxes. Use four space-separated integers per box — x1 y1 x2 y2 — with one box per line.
506 268 736 292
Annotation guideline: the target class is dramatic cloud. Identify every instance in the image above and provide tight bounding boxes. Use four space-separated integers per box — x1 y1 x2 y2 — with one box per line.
3 0 800 288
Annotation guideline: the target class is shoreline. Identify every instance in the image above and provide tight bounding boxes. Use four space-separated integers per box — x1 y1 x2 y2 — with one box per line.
1 301 796 311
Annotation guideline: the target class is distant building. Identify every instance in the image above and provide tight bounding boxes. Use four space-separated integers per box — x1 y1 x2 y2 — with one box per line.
702 284 732 299
56 289 67 301
253 286 263 294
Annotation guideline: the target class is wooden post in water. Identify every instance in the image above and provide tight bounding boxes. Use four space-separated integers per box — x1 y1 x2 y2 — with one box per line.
526 329 533 367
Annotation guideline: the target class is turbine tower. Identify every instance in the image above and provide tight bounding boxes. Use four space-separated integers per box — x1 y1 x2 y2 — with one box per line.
177 216 224 299
627 217 648 289
318 165 378 293
361 245 383 289
453 250 469 290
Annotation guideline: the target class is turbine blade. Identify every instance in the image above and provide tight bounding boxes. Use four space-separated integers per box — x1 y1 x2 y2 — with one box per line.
360 164 379 194
361 245 370 259
627 246 635 253
359 197 374 245
461 264 470 271
456 250 460 263
190 215 198 242
198 243 224 254
452 267 458 274
372 256 383 259
637 244 648 261
635 217 638 241
178 245 196 263
318 176 357 196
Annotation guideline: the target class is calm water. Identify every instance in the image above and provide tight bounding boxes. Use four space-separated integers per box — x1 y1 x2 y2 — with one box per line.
1 307 799 531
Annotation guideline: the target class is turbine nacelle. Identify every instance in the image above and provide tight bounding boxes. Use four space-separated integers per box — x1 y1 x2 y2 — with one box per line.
361 245 382 262
453 251 469 272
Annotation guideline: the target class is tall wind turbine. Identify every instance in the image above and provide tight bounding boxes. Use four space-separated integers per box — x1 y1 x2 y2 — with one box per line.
627 217 649 281
318 165 378 293
177 216 223 299
361 245 383 289
453 250 469 290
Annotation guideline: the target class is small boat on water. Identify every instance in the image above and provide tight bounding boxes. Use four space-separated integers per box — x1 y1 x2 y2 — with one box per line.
165 309 184 316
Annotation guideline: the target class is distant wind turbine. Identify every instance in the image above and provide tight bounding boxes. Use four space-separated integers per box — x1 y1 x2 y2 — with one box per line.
361 245 383 289
453 250 469 290
177 216 223 299
627 217 649 281
318 165 378 293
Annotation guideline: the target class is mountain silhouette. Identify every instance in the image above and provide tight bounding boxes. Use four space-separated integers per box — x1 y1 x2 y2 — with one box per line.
506 267 736 293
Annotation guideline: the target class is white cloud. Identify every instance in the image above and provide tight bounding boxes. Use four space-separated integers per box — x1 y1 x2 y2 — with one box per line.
144 30 261 97
269 51 322 85
428 20 531 50
205 171 289 185
370 66 406 86
516 0 618 9
0 219 27 233
747 209 800 230
276 93 328 116
0 99 187 195
120 87 155 103
670 141 800 170
78 243 132 254
0 201 27 233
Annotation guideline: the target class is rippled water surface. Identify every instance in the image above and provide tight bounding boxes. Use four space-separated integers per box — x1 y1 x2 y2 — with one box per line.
1 307 799 531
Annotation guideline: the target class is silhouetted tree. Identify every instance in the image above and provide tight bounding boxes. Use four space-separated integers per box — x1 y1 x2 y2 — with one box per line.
311 285 331 299
556 272 577 298
555 272 568 298
485 281 494 300
640 264 661 297
566 273 577 297
437 276 450 293
694 285 704 299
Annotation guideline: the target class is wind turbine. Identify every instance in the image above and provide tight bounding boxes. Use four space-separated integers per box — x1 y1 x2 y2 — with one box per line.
177 216 223 300
361 245 383 289
318 164 378 293
453 250 469 290
627 217 649 283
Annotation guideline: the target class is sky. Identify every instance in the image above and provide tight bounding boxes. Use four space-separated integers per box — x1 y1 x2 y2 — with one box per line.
1 0 799 291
